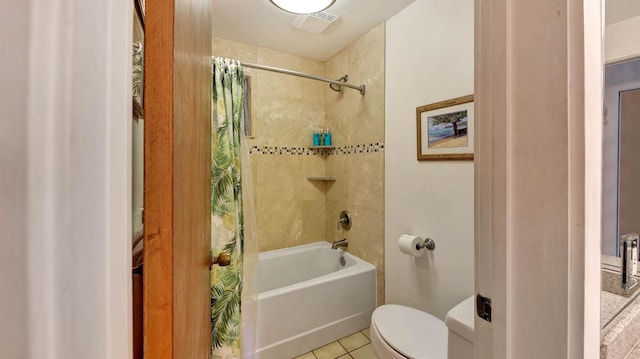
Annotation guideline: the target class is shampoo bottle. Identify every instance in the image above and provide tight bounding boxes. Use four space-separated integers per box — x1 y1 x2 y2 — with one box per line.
324 128 332 146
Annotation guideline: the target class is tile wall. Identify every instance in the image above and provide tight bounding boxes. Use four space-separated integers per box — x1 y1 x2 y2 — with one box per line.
212 24 385 305
325 24 386 305
212 36 329 250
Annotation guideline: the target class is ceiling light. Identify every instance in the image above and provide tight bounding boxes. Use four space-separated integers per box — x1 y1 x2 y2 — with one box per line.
269 0 336 14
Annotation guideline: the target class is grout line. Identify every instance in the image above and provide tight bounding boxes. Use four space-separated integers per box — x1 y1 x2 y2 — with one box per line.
300 329 373 359
360 329 370 340
336 340 349 358
338 339 348 351
348 342 369 353
299 349 320 359
341 331 372 354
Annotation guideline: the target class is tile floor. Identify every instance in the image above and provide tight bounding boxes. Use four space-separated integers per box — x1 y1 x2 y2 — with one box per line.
293 328 377 359
628 338 640 358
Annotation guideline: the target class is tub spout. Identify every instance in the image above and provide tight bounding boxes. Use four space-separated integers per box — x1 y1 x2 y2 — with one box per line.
332 238 349 250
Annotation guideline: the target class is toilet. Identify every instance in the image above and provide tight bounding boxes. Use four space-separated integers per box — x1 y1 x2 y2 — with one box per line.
370 296 474 359
444 296 475 359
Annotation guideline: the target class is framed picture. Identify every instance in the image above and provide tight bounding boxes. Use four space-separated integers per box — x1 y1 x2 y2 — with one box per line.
132 0 145 119
135 0 146 28
416 94 474 161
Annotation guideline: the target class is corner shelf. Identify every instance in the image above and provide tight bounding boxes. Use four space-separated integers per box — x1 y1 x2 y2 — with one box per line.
307 147 336 182
307 176 336 181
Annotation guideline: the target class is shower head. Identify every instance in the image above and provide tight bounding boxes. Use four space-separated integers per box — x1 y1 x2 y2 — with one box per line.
329 74 349 92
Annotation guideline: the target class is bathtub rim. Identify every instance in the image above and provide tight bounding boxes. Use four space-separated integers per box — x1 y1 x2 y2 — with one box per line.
257 241 376 299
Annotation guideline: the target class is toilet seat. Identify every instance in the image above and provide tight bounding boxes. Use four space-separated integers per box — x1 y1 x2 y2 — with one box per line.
371 304 447 359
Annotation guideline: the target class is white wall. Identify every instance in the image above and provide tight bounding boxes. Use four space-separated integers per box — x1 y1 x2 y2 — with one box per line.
385 0 474 319
605 16 640 64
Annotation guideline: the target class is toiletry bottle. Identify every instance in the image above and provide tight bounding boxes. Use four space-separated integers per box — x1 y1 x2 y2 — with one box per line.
324 128 332 146
318 128 324 146
313 129 319 146
632 237 638 276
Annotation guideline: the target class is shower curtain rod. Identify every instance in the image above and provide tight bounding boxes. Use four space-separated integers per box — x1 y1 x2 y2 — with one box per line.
212 56 366 95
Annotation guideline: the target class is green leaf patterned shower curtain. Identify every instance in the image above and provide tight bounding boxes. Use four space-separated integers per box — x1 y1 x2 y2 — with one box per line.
211 57 246 358
132 42 144 119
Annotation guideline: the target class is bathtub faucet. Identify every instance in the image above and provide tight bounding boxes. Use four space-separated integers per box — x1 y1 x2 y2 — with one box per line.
337 210 351 230
332 238 349 250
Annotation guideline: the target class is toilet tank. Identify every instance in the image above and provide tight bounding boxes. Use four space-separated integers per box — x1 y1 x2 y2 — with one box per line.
444 296 475 359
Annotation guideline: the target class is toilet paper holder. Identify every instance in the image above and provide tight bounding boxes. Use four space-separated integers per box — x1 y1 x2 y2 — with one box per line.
416 237 436 251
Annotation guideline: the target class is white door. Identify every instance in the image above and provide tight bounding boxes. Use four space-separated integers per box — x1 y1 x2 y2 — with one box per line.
474 0 602 358
0 1 133 358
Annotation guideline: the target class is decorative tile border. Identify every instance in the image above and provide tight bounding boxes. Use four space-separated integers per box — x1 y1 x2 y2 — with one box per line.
334 143 385 155
249 146 308 155
249 143 384 156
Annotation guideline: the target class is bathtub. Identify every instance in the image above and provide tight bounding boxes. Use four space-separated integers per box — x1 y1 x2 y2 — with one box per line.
255 241 376 359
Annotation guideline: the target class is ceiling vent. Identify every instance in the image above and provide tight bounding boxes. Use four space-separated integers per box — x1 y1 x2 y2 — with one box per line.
292 11 339 34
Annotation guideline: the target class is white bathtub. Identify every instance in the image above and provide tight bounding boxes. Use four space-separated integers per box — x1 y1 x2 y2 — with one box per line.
255 241 376 359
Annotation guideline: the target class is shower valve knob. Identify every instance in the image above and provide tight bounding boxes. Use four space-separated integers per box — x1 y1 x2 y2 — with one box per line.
210 252 231 268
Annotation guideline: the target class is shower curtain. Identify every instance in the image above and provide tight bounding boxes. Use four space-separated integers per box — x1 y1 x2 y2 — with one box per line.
211 57 258 359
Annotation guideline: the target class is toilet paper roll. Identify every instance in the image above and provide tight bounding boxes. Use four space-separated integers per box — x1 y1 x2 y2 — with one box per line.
398 234 425 257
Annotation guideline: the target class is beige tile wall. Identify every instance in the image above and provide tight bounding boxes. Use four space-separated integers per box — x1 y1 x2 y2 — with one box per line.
213 36 329 251
212 24 385 304
325 24 386 305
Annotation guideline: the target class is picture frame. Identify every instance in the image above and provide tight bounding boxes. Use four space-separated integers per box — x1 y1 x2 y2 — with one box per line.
416 94 474 161
132 0 145 119
135 0 146 28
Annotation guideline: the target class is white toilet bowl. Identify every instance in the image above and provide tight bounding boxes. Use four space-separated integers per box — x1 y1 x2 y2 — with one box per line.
370 304 447 359
370 297 474 359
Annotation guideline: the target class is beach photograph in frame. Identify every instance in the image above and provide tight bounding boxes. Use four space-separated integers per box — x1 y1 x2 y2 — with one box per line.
416 95 474 161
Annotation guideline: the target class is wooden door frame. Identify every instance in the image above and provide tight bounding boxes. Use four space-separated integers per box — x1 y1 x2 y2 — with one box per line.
474 0 602 357
143 0 212 358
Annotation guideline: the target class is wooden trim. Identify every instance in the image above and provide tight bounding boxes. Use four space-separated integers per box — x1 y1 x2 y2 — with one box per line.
416 94 475 113
418 153 474 161
171 0 212 356
582 0 604 355
144 0 175 357
474 0 507 357
144 0 212 357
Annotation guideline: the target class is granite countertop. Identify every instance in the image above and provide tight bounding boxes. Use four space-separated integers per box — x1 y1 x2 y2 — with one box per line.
601 291 630 328
601 255 640 359
601 293 640 359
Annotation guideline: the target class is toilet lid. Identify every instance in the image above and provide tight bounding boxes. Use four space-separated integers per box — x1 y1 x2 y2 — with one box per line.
372 304 447 359
444 296 475 343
